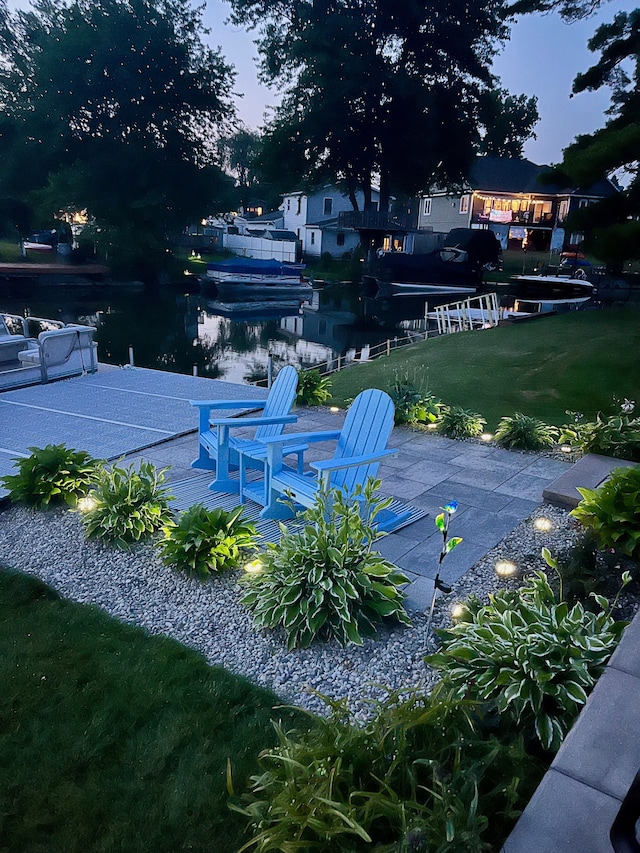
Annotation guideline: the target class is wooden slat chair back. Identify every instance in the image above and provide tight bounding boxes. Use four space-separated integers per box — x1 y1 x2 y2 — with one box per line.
247 389 409 532
190 364 304 494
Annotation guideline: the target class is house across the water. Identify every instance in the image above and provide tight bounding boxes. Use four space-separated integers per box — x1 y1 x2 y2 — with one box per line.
417 156 619 255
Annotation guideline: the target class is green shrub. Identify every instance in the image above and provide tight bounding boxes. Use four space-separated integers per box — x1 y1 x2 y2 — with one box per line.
388 369 443 425
570 466 640 559
494 413 558 451
427 572 628 752
0 444 101 508
230 689 544 853
81 461 174 547
296 368 332 406
559 401 640 461
241 480 411 649
437 405 486 439
545 531 614 606
159 503 258 578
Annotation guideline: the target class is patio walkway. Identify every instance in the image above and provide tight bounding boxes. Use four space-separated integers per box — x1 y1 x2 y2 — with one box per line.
2 365 637 847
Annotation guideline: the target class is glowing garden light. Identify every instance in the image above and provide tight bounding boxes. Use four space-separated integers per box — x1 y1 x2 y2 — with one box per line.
451 603 466 620
495 559 518 578
77 495 97 513
534 517 553 532
244 559 263 574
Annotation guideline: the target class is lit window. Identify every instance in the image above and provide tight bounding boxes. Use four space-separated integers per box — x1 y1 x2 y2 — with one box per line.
423 198 432 216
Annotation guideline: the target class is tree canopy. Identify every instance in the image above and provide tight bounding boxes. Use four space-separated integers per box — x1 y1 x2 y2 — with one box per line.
0 0 235 274
477 89 539 158
230 0 528 213
551 8 640 264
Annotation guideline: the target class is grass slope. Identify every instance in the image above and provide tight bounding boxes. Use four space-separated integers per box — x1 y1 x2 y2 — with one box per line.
329 306 640 428
0 567 301 853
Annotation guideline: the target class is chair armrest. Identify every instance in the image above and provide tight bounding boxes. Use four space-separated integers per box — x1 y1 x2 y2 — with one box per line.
310 448 398 473
190 399 266 410
260 430 341 446
209 414 297 429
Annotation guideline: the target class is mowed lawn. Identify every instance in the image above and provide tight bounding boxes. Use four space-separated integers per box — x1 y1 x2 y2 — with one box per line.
329 305 640 429
0 567 302 853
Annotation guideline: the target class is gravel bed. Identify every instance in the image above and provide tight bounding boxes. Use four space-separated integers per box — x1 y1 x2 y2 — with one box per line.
1 501 636 721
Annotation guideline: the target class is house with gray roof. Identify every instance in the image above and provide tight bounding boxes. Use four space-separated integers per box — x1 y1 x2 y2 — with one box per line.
282 186 383 259
418 156 619 254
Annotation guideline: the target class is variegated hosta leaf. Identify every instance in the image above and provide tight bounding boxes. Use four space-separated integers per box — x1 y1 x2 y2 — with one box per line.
426 571 627 754
241 479 411 648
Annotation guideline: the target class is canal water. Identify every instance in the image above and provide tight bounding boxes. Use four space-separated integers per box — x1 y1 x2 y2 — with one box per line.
0 280 465 384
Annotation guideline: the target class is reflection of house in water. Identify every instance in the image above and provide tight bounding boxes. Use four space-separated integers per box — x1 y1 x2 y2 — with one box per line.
279 289 373 355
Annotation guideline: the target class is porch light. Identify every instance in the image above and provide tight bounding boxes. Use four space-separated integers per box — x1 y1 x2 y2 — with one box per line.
244 559 263 574
534 517 553 532
495 559 518 578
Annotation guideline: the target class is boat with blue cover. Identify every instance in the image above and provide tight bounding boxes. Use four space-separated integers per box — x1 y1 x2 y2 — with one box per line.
204 258 312 296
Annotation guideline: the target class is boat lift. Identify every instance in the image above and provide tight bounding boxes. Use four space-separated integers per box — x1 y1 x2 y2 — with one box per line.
426 292 501 335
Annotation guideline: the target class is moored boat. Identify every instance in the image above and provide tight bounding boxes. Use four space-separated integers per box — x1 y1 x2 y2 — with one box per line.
501 293 593 320
204 258 311 296
364 228 502 294
509 273 595 297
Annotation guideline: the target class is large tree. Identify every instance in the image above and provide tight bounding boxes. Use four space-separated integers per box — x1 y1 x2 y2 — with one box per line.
553 9 640 264
477 89 539 157
230 0 514 214
0 0 234 274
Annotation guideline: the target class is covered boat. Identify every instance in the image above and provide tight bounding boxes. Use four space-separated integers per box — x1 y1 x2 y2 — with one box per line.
364 228 502 294
204 258 311 295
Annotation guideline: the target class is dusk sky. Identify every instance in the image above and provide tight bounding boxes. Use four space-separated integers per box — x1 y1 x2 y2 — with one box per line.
7 0 636 166
204 0 636 166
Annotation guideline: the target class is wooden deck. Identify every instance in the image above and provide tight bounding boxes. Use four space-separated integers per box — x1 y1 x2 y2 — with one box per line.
0 262 110 279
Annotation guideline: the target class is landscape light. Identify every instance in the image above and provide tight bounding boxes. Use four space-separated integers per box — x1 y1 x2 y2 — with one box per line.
451 603 466 620
495 559 518 577
329 406 340 413
480 432 493 442
534 517 553 532
244 559 263 574
77 496 97 513
560 444 572 453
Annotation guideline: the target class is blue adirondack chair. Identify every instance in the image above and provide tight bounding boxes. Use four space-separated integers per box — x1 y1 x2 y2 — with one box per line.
239 388 411 533
190 364 305 493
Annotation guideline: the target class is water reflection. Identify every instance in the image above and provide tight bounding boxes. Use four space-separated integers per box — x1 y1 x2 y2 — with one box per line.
0 281 464 383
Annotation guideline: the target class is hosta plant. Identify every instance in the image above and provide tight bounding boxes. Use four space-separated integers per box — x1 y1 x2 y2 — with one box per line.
570 466 640 559
559 400 640 462
0 443 101 508
230 689 544 853
437 406 486 439
296 368 332 406
388 369 443 425
81 461 174 547
427 571 628 752
494 413 558 451
159 503 258 578
241 479 411 649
